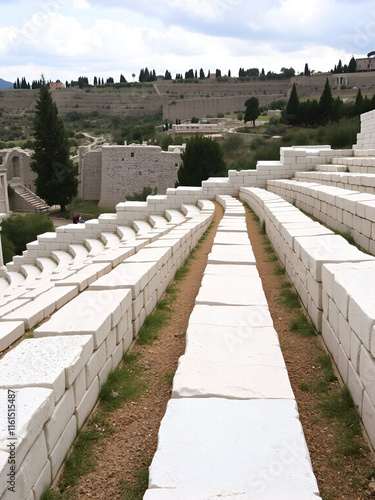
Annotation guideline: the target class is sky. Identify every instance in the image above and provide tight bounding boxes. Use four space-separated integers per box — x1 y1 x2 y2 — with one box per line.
0 0 375 84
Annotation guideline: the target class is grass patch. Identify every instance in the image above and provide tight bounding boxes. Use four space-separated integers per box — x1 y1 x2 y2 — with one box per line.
273 265 285 276
278 287 300 308
260 220 266 235
120 456 151 499
319 386 363 457
99 352 147 411
289 311 317 337
160 370 176 386
137 308 170 345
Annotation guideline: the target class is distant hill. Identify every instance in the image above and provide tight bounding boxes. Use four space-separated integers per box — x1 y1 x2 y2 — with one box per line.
0 78 13 90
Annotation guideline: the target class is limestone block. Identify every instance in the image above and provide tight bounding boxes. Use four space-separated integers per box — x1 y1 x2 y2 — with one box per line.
0 321 24 352
348 361 364 414
0 336 94 403
188 304 273 329
203 264 259 278
116 310 131 343
0 388 54 467
213 232 250 246
34 290 131 348
1 286 78 330
337 344 349 384
172 355 294 399
90 261 157 299
1 431 47 500
280 224 333 251
207 245 256 265
149 398 318 494
85 341 106 388
44 386 75 454
338 312 351 358
322 316 339 365
123 326 133 352
185 324 283 366
125 247 172 269
359 345 375 407
362 391 375 449
32 460 51 500
73 368 86 408
49 415 76 478
195 275 267 307
144 489 322 499
98 357 112 387
91 246 134 267
55 262 112 292
75 376 100 428
106 327 117 359
112 341 123 370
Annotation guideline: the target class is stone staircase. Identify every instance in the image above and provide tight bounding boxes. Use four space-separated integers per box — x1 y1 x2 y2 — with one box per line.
11 184 49 213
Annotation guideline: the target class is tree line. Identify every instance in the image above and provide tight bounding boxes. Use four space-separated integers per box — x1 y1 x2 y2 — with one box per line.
284 79 374 127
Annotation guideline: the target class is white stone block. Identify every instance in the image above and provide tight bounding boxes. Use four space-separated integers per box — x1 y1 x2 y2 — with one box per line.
195 275 267 307
116 310 131 343
359 345 375 407
213 232 250 246
112 341 123 370
85 342 106 388
89 262 157 299
125 246 172 269
106 327 117 359
49 415 76 478
185 324 283 366
362 391 375 449
98 357 112 387
123 327 133 353
0 321 25 352
207 245 256 265
322 316 339 365
149 398 318 494
338 312 351 358
348 361 364 414
189 305 274 329
44 386 75 454
34 290 131 349
144 488 322 499
337 344 349 384
0 388 54 468
172 355 294 400
73 368 86 407
0 336 93 403
32 460 51 500
75 376 99 428
1 431 47 500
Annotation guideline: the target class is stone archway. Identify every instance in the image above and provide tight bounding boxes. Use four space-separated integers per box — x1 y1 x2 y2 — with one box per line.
10 156 20 179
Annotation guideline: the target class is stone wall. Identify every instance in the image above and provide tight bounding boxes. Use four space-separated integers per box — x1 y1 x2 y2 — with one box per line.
96 144 182 208
78 147 102 200
354 108 375 150
163 94 278 121
0 148 35 191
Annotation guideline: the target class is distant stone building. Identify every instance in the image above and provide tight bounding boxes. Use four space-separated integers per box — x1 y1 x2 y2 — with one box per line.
79 143 184 208
356 57 375 73
48 81 65 90
0 148 35 191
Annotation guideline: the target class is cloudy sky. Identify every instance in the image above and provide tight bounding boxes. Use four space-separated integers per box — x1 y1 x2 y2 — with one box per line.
0 0 374 84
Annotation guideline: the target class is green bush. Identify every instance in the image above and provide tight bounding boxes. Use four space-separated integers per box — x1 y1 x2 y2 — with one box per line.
1 214 55 261
221 135 245 154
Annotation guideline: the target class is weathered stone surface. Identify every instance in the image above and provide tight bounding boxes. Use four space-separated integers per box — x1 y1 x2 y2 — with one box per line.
0 321 24 352
172 355 294 399
144 488 322 499
149 398 318 494
189 305 274 329
207 245 256 265
0 336 94 403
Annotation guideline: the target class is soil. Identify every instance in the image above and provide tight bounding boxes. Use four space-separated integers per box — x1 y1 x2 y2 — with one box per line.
62 201 374 500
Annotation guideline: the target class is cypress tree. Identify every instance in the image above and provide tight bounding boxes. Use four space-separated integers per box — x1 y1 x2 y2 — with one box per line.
319 79 334 125
31 81 78 212
285 83 300 125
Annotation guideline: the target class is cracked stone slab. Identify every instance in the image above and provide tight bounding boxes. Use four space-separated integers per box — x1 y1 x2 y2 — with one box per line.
207 245 256 265
189 305 274 329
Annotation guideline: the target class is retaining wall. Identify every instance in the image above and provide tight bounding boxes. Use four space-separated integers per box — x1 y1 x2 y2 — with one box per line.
267 179 375 254
0 203 214 500
239 186 375 451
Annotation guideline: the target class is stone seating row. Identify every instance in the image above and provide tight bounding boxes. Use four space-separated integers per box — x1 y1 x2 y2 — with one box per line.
144 195 320 499
0 205 205 353
0 203 215 500
239 187 375 451
294 170 375 195
267 179 375 254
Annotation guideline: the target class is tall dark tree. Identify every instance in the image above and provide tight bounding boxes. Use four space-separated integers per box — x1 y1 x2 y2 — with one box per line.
348 56 357 73
164 70 172 80
215 69 221 78
228 69 231 78
120 74 126 83
319 78 334 125
199 68 205 79
31 82 78 212
93 76 98 86
285 83 299 124
304 63 310 76
244 97 260 126
177 136 226 186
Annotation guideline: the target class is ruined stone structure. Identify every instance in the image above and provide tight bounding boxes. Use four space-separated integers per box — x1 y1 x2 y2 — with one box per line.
79 143 184 208
0 167 9 215
3 110 375 499
0 148 35 191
